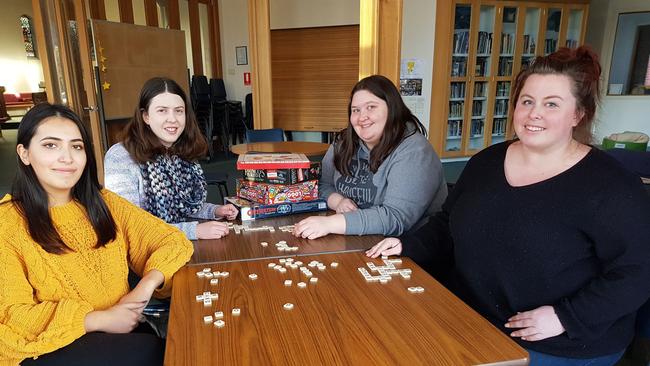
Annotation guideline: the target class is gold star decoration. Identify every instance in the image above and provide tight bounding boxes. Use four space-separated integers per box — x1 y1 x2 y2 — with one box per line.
101 65 107 72
100 56 107 63
102 81 111 90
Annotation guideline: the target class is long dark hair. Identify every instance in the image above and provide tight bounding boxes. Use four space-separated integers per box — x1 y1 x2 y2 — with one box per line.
334 75 427 175
7 103 117 254
122 77 207 163
512 46 601 144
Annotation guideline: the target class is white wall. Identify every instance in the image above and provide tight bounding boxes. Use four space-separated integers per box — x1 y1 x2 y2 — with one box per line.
218 0 251 104
270 0 358 29
590 0 650 142
0 1 45 94
401 0 436 132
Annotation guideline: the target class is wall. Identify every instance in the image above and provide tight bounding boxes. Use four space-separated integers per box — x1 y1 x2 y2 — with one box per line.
217 1 439 140
401 0 436 132
589 0 650 142
0 1 45 94
270 0 358 30
218 0 251 105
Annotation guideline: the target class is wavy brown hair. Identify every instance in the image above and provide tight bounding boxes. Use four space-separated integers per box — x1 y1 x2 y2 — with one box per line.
122 77 208 163
512 46 601 144
334 75 427 175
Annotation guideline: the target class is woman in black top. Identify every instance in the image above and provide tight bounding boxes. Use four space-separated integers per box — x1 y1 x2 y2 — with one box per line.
367 46 650 366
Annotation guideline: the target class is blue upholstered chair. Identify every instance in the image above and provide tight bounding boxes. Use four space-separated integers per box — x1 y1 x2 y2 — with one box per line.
245 128 285 143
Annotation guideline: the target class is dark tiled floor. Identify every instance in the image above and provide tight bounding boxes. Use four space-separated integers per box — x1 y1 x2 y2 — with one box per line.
0 127 466 201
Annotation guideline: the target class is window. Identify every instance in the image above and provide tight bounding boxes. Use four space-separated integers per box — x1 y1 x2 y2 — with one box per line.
607 12 650 96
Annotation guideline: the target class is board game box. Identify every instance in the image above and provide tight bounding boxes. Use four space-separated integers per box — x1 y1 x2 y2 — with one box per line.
242 162 321 185
225 196 327 221
236 153 311 170
236 179 319 205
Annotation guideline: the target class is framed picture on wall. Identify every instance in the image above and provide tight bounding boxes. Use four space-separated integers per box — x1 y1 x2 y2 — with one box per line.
236 46 248 65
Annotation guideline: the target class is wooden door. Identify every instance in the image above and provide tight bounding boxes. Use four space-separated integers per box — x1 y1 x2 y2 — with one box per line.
32 0 106 182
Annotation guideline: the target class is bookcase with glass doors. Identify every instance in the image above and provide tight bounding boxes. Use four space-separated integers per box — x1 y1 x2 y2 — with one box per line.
429 0 589 158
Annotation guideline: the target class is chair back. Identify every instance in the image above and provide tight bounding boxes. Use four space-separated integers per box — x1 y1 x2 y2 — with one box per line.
31 92 48 105
0 86 10 123
605 149 650 181
245 93 253 129
246 128 285 143
210 78 227 102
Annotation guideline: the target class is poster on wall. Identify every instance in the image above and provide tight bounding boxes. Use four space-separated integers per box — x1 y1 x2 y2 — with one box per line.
400 58 424 79
400 78 422 96
400 58 428 128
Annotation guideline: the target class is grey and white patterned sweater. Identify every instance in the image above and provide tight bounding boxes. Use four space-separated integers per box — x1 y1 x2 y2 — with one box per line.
104 143 220 240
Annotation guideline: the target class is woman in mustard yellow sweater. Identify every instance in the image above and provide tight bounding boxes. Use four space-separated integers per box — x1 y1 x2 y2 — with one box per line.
0 103 193 365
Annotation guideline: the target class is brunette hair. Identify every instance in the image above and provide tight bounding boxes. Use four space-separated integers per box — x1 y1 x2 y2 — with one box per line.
512 46 601 144
122 77 207 163
6 103 117 254
334 75 427 175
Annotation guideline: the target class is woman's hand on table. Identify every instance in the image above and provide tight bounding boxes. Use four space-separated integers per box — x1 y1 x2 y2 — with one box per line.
215 204 239 220
293 215 345 240
197 221 229 239
505 305 565 341
335 198 358 214
366 237 403 258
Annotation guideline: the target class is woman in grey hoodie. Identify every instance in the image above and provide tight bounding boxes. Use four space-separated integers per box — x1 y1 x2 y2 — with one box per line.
293 75 447 239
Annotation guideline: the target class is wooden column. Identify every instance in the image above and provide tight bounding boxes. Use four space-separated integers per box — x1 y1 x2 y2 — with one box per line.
31 0 55 103
428 0 453 150
118 0 134 23
73 0 106 179
248 0 273 129
208 0 222 78
359 0 403 84
168 0 180 30
144 0 158 27
88 0 106 20
188 0 203 75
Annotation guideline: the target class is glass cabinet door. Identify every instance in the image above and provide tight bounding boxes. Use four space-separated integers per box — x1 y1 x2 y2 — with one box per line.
491 81 510 145
446 4 471 153
498 6 517 77
468 5 495 151
451 5 471 78
521 7 541 69
565 8 583 48
544 8 562 55
469 81 488 150
447 82 465 152
474 5 495 77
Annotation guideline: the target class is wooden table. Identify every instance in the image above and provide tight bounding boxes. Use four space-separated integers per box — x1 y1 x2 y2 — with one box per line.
166 252 529 365
230 141 330 156
190 212 384 265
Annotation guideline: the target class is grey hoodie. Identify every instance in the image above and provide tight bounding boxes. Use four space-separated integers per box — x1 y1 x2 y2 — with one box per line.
319 128 447 236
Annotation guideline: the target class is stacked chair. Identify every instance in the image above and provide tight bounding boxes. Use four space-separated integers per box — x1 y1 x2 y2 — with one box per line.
190 75 246 202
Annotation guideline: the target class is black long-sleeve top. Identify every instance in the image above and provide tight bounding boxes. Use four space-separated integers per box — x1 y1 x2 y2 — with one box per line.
402 142 650 358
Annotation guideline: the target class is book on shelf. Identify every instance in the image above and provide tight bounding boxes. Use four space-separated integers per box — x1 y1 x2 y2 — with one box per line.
453 30 470 54
450 82 466 99
236 153 311 170
492 118 507 135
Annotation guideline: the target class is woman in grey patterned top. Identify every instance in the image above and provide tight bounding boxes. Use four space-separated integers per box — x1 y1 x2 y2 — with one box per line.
104 77 237 240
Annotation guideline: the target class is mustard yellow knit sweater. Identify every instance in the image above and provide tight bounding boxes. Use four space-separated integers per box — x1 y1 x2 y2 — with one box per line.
0 190 194 365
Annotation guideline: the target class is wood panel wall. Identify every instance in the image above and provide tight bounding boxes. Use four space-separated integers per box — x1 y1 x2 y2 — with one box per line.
271 25 359 132
87 0 221 78
92 20 189 120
